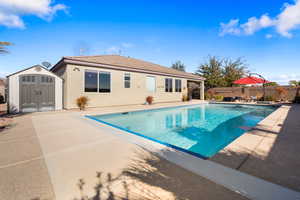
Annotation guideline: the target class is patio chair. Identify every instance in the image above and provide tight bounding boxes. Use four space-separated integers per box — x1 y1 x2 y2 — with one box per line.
234 96 243 102
250 96 257 102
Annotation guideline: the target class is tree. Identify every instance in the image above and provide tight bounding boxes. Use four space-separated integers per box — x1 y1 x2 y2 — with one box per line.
171 60 186 72
264 82 279 87
196 56 225 88
0 41 12 54
223 57 248 87
275 87 288 101
289 80 300 86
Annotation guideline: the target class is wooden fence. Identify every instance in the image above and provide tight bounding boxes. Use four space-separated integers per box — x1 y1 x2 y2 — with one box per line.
208 86 300 101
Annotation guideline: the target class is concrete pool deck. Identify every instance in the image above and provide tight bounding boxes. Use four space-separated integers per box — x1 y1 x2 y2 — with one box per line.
211 104 300 191
0 101 300 199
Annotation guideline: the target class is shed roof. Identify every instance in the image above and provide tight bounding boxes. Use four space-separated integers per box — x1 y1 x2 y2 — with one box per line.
7 65 62 79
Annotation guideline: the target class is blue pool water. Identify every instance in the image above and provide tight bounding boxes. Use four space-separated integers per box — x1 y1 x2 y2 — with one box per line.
87 104 276 159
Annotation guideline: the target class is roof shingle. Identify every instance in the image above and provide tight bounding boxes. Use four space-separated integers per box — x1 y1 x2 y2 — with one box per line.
60 55 203 80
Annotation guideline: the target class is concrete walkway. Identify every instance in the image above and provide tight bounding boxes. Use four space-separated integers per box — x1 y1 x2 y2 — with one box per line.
0 101 249 200
0 114 55 200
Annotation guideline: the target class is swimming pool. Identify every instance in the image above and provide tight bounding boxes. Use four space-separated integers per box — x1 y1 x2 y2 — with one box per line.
87 103 277 159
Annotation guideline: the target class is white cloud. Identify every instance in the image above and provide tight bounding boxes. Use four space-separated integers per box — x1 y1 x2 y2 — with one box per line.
121 42 134 48
219 19 241 36
105 46 121 54
276 0 300 38
105 42 135 54
270 74 300 84
265 34 273 39
0 70 11 77
0 0 67 28
220 0 300 38
241 14 274 35
155 48 161 53
0 12 24 28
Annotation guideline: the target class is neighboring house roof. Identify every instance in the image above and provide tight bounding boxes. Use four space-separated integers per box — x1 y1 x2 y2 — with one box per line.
51 55 204 81
0 78 5 86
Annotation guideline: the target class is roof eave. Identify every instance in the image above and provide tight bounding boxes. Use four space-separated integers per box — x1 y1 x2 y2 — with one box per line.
60 58 204 81
50 58 65 72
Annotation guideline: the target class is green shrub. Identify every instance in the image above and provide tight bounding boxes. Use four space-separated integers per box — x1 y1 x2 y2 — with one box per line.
182 95 189 102
214 95 224 101
204 92 211 100
206 90 215 100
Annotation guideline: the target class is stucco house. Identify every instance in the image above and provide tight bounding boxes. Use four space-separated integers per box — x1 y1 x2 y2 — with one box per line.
51 55 205 109
6 55 205 112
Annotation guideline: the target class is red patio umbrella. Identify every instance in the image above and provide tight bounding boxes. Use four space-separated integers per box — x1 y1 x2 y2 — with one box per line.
233 76 270 85
233 75 271 100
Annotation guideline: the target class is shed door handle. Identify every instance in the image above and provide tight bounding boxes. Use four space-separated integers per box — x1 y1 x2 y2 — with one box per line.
35 91 42 95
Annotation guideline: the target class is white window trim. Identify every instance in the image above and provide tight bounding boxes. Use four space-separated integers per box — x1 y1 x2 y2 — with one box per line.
165 78 173 93
124 72 131 88
175 79 182 92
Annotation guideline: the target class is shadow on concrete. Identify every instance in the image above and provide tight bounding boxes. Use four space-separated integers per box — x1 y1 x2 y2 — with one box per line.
0 113 28 134
211 104 300 191
0 111 33 134
69 148 247 200
72 172 131 200
31 105 300 200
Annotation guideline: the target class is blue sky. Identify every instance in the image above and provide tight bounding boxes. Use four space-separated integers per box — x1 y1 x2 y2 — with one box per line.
0 0 300 84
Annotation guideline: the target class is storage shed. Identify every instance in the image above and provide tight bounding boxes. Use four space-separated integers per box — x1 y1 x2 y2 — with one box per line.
7 65 63 113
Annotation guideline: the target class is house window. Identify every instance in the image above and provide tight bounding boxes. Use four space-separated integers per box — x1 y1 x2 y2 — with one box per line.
124 73 130 88
84 70 111 93
85 70 98 92
146 76 156 92
175 79 182 92
165 78 173 92
99 72 111 93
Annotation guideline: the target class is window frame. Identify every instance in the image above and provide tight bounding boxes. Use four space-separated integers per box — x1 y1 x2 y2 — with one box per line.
84 69 111 93
84 70 98 93
98 71 111 93
124 72 131 88
175 79 182 92
165 78 173 92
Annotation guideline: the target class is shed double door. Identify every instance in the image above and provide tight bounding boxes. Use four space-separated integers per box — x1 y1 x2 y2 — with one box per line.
19 74 55 112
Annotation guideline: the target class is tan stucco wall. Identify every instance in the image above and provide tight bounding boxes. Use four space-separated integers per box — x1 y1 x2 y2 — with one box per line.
61 64 189 109
54 66 68 108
